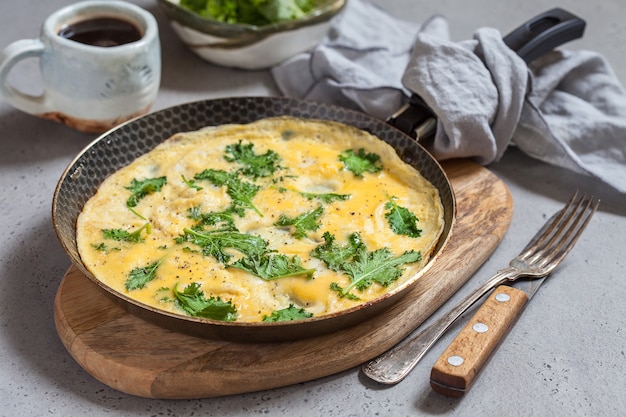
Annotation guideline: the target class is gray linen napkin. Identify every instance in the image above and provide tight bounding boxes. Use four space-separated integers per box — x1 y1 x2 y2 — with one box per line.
272 0 419 120
272 0 626 193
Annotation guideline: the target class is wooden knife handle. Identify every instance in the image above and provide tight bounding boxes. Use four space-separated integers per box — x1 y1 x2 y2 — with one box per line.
429 285 528 397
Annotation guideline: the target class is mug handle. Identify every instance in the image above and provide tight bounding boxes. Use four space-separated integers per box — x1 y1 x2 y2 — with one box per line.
0 39 51 115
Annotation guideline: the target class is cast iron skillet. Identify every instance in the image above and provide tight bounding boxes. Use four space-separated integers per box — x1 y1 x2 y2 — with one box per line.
52 96 456 342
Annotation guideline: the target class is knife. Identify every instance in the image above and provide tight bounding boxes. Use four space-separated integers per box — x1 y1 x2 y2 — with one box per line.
429 280 537 397
426 10 587 398
387 7 586 142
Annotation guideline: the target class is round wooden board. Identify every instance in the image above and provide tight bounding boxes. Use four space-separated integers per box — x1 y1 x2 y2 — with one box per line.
54 159 513 399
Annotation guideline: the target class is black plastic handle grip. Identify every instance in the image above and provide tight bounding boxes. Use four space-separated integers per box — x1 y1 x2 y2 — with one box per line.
503 7 586 64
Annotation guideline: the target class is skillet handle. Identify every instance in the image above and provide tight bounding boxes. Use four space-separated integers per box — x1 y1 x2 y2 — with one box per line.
503 7 586 64
388 8 586 141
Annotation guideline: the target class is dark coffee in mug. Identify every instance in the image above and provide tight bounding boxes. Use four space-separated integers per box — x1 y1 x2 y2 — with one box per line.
58 17 142 47
0 1 160 133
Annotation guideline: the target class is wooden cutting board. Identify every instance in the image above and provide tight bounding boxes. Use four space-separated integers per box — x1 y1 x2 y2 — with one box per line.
54 159 513 399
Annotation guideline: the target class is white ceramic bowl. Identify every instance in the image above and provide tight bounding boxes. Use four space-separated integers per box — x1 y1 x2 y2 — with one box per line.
156 0 347 69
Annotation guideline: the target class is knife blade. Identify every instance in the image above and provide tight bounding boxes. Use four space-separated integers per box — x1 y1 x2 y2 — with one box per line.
429 277 546 397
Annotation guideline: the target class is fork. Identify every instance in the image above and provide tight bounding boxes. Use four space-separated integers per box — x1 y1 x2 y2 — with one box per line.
362 192 599 385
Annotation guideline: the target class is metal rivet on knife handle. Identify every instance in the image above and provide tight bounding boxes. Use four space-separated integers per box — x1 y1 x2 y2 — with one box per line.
429 285 528 397
447 356 464 366
472 323 489 333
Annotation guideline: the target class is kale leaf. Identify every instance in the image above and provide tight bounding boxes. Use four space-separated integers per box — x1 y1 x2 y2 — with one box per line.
173 282 237 321
384 197 422 238
299 191 351 203
310 231 364 271
262 304 313 322
126 259 162 290
226 176 263 216
187 207 238 232
194 168 232 186
182 174 203 190
335 248 422 299
230 253 315 280
125 177 167 208
102 222 152 243
91 242 120 252
224 140 282 178
194 169 262 216
339 148 382 177
176 228 268 263
274 205 324 239
311 232 422 300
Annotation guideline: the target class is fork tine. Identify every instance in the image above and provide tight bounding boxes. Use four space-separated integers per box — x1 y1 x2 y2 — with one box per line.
538 194 599 269
518 191 581 258
518 192 599 269
530 192 587 261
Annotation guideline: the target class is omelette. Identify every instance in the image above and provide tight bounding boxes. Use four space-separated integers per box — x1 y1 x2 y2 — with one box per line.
76 117 444 322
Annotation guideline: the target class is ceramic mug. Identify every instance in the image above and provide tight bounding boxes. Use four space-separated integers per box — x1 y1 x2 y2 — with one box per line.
0 0 160 133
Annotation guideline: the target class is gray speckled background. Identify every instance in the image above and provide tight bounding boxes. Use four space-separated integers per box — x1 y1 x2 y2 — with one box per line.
1 1 625 416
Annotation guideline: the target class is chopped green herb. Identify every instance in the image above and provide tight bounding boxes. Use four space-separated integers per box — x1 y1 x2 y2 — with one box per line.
91 242 120 252
102 222 152 243
339 148 382 177
126 259 162 290
125 177 167 207
332 248 422 299
187 207 238 232
300 192 350 203
91 242 107 251
330 282 359 301
272 174 297 185
224 140 282 178
176 228 268 263
230 253 315 280
226 178 263 216
384 197 422 238
194 169 262 216
173 282 237 321
310 231 364 271
312 232 421 300
128 207 147 221
179 0 319 25
274 205 324 239
262 304 313 322
182 174 203 190
194 168 232 186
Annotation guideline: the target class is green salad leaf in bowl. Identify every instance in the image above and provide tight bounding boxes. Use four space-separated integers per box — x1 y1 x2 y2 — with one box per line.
157 0 347 69
180 0 321 25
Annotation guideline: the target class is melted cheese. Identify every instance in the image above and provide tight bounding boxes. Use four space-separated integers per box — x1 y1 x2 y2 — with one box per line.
76 117 444 322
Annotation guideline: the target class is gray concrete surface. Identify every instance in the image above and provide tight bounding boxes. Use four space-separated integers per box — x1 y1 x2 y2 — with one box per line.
1 1 625 416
